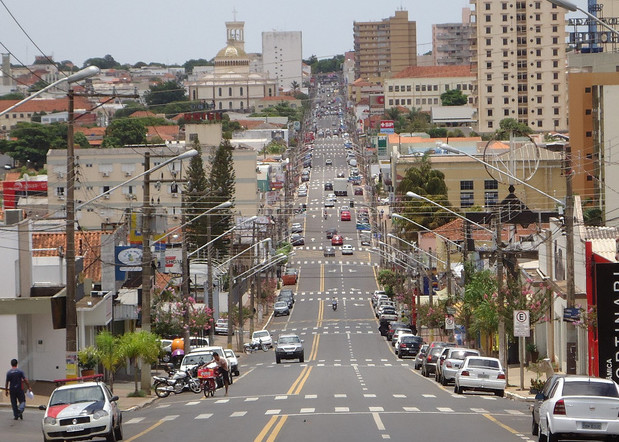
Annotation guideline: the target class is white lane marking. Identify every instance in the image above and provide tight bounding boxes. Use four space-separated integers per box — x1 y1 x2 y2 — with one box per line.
265 409 281 415
369 406 384 412
195 413 213 420
334 393 347 398
505 409 525 415
471 408 488 413
125 417 145 424
305 394 317 399
156 404 170 409
185 401 200 406
275 395 288 400
245 397 259 402
300 408 315 413
364 393 377 398
230 411 247 417
393 394 406 398
403 407 420 412
422 394 436 398
161 415 179 421
335 407 350 412
481 396 497 400
437 407 453 412
372 412 386 430
215 399 229 404
381 435 391 439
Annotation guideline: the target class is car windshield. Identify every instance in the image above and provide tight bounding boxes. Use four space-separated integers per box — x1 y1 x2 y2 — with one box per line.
182 352 213 366
254 331 269 338
275 302 288 307
50 385 104 406
401 336 421 344
468 358 500 369
562 381 619 397
279 336 301 344
224 350 234 358
451 350 479 360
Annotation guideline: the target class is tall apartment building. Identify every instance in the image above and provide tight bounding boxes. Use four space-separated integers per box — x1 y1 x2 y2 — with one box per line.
353 10 417 80
471 0 568 133
262 31 303 91
432 8 473 66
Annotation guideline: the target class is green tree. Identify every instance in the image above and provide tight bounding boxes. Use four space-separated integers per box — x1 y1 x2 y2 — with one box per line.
119 331 161 394
83 54 121 69
145 81 187 106
95 331 124 392
183 58 213 73
114 102 147 119
494 118 533 140
184 139 210 250
428 127 447 138
207 139 236 254
395 153 453 232
0 92 25 100
290 80 300 91
440 89 468 106
101 118 147 147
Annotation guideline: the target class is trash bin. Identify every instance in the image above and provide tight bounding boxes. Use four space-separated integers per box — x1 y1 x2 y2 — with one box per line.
350 200 354 208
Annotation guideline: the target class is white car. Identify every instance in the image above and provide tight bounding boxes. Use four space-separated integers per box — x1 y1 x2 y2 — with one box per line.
41 381 122 442
439 348 480 385
252 329 273 348
537 376 619 441
223 349 240 377
454 356 506 397
180 346 228 372
342 244 353 255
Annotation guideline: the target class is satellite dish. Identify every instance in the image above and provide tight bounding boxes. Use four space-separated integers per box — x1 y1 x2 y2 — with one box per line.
482 133 540 185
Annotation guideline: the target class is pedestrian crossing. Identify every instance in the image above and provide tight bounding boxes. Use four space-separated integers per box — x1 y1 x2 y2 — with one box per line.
127 394 525 423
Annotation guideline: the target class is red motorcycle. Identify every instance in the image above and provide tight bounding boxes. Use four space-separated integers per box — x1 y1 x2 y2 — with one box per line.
198 365 224 397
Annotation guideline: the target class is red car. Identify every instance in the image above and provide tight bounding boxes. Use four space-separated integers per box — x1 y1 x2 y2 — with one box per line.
331 235 343 246
354 187 363 196
340 211 351 221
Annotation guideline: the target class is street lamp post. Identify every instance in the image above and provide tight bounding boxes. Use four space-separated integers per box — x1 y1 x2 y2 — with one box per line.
547 0 619 38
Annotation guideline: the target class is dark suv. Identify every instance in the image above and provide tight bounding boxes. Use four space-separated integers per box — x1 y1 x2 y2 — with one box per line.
277 289 295 309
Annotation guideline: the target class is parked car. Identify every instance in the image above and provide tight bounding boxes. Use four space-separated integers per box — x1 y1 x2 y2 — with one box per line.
378 307 398 322
282 268 298 285
340 211 351 221
277 289 295 308
356 222 371 231
331 235 343 246
274 301 290 316
414 345 429 370
290 234 305 246
298 189 307 197
395 335 423 358
454 356 506 397
536 376 619 441
275 334 304 363
422 347 447 377
291 223 303 233
326 228 338 239
386 321 408 341
160 339 173 362
372 291 387 307
214 318 232 335
41 381 122 442
251 330 273 348
391 327 413 346
438 348 481 385
180 346 228 372
342 244 354 255
531 374 565 436
354 187 363 195
324 246 336 257
223 348 240 376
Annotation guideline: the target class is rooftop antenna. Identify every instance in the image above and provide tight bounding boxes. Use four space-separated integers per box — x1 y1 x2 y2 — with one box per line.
232 6 238 21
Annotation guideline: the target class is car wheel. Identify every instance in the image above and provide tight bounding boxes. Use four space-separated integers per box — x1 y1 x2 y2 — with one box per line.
547 429 559 442
114 418 123 441
422 366 427 377
531 413 539 436
234 370 240 376
440 375 447 386
455 385 463 394
106 425 118 442
299 353 304 363
398 352 403 359
495 389 504 398
161 353 171 363
538 423 548 442
434 371 439 382
276 356 281 364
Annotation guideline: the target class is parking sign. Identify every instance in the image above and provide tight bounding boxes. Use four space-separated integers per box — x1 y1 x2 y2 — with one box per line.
513 310 530 337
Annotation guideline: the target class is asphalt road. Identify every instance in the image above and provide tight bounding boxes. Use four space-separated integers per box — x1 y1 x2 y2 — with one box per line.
17 90 537 442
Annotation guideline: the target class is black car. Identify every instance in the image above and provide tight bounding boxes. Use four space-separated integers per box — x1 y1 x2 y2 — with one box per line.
396 335 423 359
277 291 295 309
326 228 338 239
422 347 446 377
290 234 305 246
386 321 408 341
324 182 333 191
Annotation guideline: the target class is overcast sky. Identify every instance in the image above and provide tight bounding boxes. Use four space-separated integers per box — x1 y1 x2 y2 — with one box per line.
1 0 592 68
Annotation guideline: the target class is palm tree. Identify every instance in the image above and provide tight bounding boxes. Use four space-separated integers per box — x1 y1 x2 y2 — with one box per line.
290 80 299 91
95 331 124 392
120 331 161 394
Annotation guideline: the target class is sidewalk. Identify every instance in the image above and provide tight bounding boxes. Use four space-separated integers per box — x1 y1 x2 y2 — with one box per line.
504 364 541 402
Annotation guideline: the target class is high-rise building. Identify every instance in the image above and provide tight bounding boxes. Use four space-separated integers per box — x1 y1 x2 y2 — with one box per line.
353 10 417 80
262 31 303 92
471 0 568 133
432 8 473 66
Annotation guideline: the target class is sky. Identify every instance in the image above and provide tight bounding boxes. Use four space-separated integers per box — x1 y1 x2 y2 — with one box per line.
0 0 594 68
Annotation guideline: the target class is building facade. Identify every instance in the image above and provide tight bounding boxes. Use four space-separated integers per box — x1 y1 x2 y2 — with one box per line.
471 0 568 133
262 31 303 92
187 20 278 112
384 65 475 112
432 8 473 66
353 10 417 80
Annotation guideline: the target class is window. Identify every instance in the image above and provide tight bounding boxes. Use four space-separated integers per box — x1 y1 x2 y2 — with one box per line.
486 15 491 22
388 99 394 105
488 121 494 128
388 86 393 92
486 38 492 46
487 62 492 69
229 101 233 109
416 85 420 91
407 99 411 105
484 180 498 190
395 99 400 105
586 131 592 137
407 85 411 91
486 27 492 34
585 109 592 115
228 87 232 96
504 109 510 116
485 191 499 206
503 38 508 45
487 97 493 105
488 85 493 93
487 109 493 116
240 87 243 96
395 85 399 92
461 180 474 190
487 73 492 81
504 97 509 104
56 187 65 196
422 85 426 91
460 192 474 207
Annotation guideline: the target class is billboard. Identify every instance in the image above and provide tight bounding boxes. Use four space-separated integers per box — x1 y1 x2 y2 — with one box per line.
369 94 385 116
595 262 619 383
379 120 395 134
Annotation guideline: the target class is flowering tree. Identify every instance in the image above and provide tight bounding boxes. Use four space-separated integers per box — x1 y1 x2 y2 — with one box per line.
151 288 213 337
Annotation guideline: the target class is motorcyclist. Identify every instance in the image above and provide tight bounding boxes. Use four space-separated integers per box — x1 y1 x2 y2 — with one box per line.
324 209 328 219
332 297 338 310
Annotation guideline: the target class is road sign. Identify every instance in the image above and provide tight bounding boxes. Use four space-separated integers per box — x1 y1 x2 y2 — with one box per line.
513 310 530 337
445 315 454 330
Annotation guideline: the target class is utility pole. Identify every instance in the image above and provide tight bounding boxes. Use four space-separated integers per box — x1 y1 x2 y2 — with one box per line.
65 89 77 376
564 143 577 374
141 152 152 394
228 261 234 348
181 206 191 356
496 209 507 384
207 221 214 345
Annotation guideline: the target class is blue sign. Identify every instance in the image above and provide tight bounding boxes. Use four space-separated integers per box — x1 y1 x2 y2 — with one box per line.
563 307 580 322
115 246 143 281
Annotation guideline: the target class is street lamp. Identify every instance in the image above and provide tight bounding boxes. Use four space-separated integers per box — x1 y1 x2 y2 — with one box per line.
547 0 619 37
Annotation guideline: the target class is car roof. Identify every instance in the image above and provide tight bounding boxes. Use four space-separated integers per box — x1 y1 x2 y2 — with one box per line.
279 334 300 339
187 346 224 355
53 381 103 392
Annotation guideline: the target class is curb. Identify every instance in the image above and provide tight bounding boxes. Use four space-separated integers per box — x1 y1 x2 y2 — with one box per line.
505 390 535 403
121 396 159 412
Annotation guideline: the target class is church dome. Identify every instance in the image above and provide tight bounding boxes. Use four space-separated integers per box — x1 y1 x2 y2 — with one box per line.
216 44 247 59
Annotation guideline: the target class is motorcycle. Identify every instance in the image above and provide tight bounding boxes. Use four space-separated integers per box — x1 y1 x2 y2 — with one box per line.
244 338 269 354
332 300 338 311
153 366 202 398
198 363 225 397
324 211 328 220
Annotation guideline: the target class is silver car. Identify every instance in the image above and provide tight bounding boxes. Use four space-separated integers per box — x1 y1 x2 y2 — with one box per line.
275 334 304 363
274 301 290 316
438 348 480 385
455 356 506 397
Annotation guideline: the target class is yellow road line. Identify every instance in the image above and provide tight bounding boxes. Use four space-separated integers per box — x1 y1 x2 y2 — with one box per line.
286 365 309 395
309 334 320 361
317 300 324 327
372 264 379 289
254 415 280 442
320 263 324 292
292 366 313 395
482 413 520 434
266 415 288 442
124 419 164 442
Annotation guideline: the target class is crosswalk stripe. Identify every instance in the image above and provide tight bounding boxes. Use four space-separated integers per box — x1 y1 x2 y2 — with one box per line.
300 408 315 413
161 415 179 421
334 393 347 398
422 394 436 398
437 407 453 412
505 409 524 415
245 397 259 402
230 411 247 417
195 413 213 420
403 407 420 412
471 408 488 413
265 409 281 415
335 407 349 412
369 406 384 412
125 417 145 424
185 401 200 406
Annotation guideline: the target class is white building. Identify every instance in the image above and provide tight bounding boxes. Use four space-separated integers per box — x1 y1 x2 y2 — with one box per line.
262 31 303 92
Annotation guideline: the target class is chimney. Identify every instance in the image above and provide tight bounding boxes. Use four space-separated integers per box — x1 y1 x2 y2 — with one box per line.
2 54 11 87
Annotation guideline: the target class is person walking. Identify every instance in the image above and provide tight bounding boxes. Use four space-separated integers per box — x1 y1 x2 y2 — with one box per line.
5 359 31 420
210 352 229 396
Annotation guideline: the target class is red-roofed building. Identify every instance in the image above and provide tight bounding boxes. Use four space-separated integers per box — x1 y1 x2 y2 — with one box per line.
384 65 475 112
348 78 383 104
146 125 181 142
254 95 301 111
0 96 93 132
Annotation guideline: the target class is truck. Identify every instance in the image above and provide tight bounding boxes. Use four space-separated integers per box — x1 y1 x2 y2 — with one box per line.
334 178 348 196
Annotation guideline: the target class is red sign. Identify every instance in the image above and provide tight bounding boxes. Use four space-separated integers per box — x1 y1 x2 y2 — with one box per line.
380 120 394 130
2 180 48 209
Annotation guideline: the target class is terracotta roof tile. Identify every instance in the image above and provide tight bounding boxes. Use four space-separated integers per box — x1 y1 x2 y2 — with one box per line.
32 231 102 282
146 125 180 141
0 96 92 114
261 96 296 101
130 110 158 118
392 65 474 79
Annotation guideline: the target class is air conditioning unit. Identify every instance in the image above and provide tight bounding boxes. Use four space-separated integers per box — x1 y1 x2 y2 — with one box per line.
125 172 131 177
56 172 64 178
102 171 110 177
125 193 133 200
171 193 179 198
103 194 110 200
58 195 65 200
